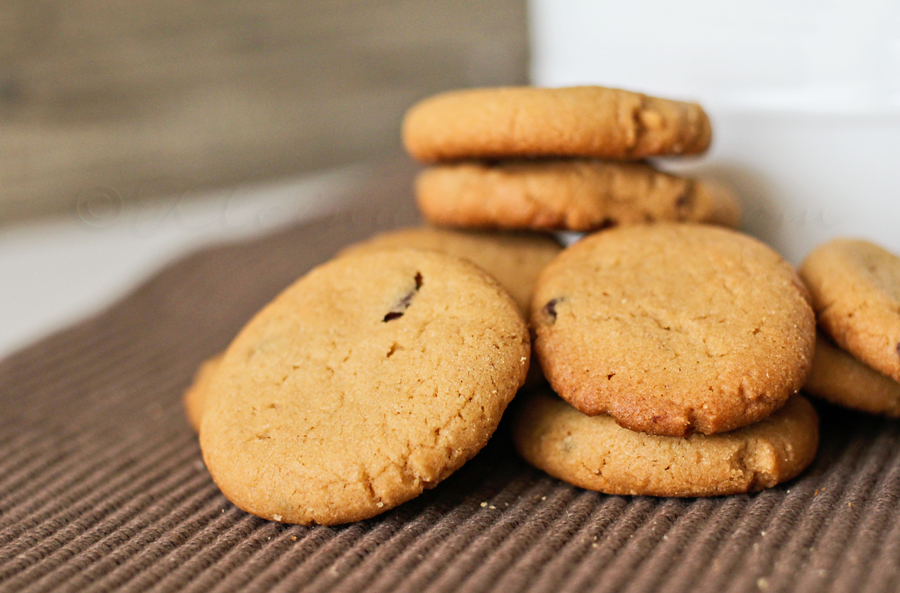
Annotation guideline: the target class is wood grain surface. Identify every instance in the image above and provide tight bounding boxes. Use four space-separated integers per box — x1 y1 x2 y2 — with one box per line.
0 0 527 222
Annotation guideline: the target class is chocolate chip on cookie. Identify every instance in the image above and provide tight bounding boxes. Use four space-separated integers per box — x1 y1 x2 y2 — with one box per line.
531 224 816 437
200 249 530 525
339 226 561 314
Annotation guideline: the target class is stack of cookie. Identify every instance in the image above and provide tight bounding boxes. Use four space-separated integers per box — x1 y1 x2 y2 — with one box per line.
800 238 900 417
188 85 825 525
401 86 820 497
402 86 741 233
517 224 819 496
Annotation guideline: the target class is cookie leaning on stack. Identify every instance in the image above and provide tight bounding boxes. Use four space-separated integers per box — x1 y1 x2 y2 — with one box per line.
183 226 561 433
200 249 530 525
800 238 900 416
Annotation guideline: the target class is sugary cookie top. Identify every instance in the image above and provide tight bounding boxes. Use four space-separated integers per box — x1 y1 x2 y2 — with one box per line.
531 224 815 436
200 249 530 525
800 238 900 382
402 86 711 162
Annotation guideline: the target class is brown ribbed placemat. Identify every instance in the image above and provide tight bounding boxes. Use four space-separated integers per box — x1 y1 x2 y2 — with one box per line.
2 164 900 593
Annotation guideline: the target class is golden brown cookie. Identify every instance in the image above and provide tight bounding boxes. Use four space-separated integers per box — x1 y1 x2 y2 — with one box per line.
804 333 900 417
531 224 816 437
415 159 740 232
184 353 222 432
338 226 562 313
402 86 711 163
512 390 819 497
200 249 530 525
799 238 900 383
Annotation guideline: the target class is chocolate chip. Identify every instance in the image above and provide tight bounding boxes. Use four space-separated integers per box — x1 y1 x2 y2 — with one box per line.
675 191 694 211
543 298 560 322
594 218 616 231
383 272 424 322
896 341 900 359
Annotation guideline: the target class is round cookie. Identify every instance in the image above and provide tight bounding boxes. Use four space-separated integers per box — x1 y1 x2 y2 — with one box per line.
200 249 530 525
415 159 740 232
338 226 562 313
183 353 223 432
512 390 819 497
531 224 816 437
402 86 711 163
799 238 900 383
804 333 900 417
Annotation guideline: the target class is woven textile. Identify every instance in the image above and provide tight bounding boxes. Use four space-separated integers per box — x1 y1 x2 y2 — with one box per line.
2 165 900 593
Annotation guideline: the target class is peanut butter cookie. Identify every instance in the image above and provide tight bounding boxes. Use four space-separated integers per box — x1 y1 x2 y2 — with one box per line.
804 333 900 417
800 238 900 383
513 390 818 497
531 224 815 437
200 249 530 525
402 86 711 162
415 159 739 232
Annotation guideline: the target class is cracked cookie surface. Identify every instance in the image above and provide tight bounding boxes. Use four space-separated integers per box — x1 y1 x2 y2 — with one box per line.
415 159 740 232
531 224 815 437
402 86 711 163
799 238 900 383
512 389 818 497
200 249 530 525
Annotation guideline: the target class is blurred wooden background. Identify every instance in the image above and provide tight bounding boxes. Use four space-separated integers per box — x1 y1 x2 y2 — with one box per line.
0 1 528 222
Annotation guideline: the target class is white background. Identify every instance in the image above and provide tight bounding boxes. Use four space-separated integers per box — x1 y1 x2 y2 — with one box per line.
529 0 900 264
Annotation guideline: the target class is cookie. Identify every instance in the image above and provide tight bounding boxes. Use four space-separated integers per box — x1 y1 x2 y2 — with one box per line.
415 159 740 232
804 333 900 417
531 224 816 437
338 226 562 313
184 353 222 432
512 390 819 497
402 86 711 163
185 229 555 433
200 249 530 525
799 238 900 383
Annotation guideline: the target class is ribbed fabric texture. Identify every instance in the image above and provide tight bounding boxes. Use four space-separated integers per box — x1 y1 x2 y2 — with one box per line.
2 165 900 592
